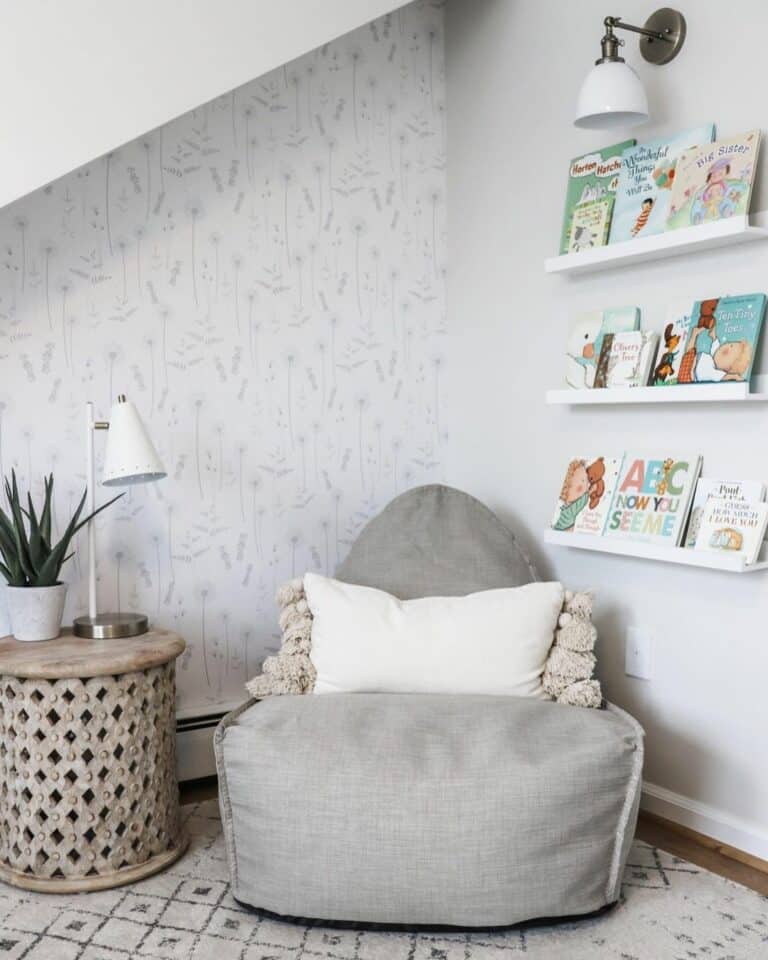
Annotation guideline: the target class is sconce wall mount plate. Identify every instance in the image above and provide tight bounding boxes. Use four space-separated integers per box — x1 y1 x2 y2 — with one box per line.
638 7 686 65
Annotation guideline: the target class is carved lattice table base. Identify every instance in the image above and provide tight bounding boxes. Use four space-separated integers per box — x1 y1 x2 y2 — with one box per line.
0 630 187 892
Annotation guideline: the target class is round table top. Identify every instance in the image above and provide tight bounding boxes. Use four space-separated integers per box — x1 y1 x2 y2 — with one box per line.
0 628 185 679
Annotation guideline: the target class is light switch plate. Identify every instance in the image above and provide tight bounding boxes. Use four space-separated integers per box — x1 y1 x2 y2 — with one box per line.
625 626 653 680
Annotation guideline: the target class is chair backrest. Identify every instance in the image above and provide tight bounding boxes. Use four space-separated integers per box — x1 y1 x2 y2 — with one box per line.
336 484 539 599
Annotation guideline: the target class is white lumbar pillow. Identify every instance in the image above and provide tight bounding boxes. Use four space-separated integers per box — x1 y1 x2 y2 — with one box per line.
304 573 564 698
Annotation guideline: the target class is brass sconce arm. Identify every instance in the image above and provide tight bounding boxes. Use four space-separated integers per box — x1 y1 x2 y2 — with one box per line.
596 9 686 66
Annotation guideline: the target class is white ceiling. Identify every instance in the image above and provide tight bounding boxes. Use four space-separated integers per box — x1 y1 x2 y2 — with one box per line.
1 0 406 210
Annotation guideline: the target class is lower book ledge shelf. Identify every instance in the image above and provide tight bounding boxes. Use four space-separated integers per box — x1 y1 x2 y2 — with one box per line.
544 529 768 573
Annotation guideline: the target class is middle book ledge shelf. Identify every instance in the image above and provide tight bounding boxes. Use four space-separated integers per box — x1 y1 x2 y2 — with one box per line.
546 378 768 406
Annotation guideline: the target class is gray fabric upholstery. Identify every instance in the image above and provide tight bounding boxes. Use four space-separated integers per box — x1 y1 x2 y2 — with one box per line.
216 694 643 927
335 484 538 598
215 483 645 927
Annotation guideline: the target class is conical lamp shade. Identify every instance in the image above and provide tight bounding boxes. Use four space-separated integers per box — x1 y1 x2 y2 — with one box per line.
102 397 166 486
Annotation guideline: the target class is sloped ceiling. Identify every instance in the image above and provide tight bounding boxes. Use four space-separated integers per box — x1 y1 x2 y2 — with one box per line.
1 0 406 210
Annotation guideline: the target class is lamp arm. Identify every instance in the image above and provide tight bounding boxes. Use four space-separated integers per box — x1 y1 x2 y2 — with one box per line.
598 14 673 63
605 16 670 42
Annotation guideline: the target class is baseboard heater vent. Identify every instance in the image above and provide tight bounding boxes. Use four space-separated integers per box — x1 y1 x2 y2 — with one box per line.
176 708 231 782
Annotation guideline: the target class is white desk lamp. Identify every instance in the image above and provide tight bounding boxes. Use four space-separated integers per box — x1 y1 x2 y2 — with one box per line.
73 395 166 639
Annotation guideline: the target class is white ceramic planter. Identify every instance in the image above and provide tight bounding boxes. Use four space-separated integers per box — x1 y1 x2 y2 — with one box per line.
6 584 67 642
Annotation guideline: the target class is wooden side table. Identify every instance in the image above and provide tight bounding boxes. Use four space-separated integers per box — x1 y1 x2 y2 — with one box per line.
0 629 188 892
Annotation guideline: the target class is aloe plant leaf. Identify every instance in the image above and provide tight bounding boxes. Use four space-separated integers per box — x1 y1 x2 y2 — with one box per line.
0 503 15 538
73 491 124 536
0 559 24 586
0 504 25 582
30 535 69 585
35 491 124 586
0 539 23 583
5 472 35 582
26 486 51 567
0 532 22 577
26 491 48 576
0 532 23 584
40 475 53 547
32 489 87 586
0 508 18 555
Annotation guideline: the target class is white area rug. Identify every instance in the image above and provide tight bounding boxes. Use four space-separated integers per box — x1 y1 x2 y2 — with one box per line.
0 799 766 959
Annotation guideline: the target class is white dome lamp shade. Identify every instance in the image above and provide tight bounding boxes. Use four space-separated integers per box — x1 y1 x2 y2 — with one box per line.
575 61 648 130
73 395 167 640
102 395 166 486
575 9 686 130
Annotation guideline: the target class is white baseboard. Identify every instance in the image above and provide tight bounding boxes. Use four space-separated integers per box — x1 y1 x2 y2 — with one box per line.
175 701 244 782
641 781 768 862
177 725 218 782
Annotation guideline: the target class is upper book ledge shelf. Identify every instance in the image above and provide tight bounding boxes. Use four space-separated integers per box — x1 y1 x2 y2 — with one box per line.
544 215 768 277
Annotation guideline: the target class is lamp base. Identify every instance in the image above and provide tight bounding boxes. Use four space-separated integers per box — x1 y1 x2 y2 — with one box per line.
73 612 149 639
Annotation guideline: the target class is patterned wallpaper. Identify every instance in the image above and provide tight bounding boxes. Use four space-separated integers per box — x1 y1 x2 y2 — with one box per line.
0 1 446 712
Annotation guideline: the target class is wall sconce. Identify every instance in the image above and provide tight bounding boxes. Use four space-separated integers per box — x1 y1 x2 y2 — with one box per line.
575 8 686 129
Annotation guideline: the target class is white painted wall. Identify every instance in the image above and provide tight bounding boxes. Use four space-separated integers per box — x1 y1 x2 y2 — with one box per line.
0 0 408 210
446 0 768 856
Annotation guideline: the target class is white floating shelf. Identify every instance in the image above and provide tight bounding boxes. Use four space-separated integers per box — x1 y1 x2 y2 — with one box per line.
544 529 768 574
545 215 768 276
546 380 768 406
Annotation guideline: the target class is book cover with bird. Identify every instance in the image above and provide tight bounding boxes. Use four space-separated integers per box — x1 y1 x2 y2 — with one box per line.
608 125 715 244
565 306 641 389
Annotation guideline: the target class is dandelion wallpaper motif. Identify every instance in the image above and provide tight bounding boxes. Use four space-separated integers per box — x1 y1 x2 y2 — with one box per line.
0 2 446 712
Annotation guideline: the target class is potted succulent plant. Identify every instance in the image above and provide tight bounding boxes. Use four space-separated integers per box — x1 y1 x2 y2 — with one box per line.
0 471 121 642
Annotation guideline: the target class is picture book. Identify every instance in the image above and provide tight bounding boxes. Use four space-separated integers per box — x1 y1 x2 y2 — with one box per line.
565 305 641 389
694 498 768 565
551 455 624 536
604 454 702 546
608 125 715 244
667 130 761 230
680 293 766 385
684 479 766 548
651 301 694 386
594 331 658 388
567 198 613 252
559 139 635 255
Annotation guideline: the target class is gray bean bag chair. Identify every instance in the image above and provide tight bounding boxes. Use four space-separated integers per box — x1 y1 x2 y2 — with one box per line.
215 484 643 928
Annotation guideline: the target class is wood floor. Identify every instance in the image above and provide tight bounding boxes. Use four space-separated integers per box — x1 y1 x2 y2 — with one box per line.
181 778 768 897
635 811 768 896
